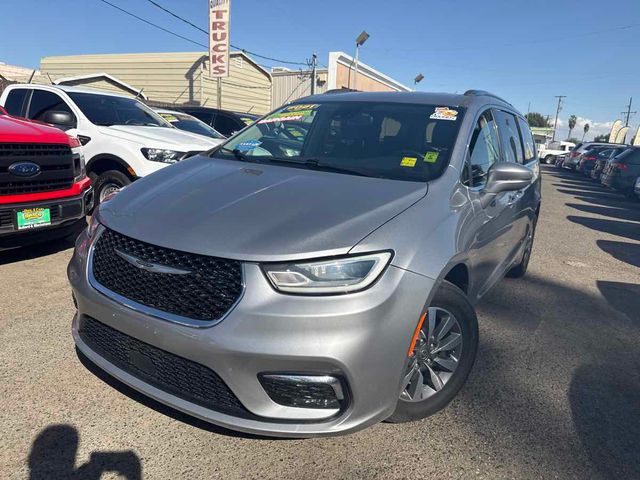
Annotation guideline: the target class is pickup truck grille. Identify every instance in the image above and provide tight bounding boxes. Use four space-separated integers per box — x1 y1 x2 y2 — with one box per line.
0 143 74 196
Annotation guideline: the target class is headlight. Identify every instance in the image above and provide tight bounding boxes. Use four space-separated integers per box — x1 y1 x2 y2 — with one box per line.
262 252 392 294
74 152 86 182
141 148 185 164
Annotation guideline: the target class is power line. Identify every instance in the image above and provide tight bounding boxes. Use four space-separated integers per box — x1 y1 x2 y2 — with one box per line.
98 0 207 49
143 0 307 66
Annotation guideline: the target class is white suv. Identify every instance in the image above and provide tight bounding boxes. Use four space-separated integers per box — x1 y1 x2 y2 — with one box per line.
0 84 223 203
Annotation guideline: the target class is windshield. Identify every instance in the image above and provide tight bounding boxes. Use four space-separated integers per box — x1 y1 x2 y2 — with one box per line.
213 102 464 182
157 111 225 139
68 92 172 127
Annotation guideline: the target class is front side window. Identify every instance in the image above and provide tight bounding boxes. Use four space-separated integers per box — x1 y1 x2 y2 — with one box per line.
516 116 536 163
4 88 28 116
494 110 524 164
468 110 501 187
214 114 244 136
68 92 171 127
213 102 465 182
28 90 75 122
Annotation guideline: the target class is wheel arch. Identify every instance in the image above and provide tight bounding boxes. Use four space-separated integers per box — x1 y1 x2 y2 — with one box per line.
86 154 136 180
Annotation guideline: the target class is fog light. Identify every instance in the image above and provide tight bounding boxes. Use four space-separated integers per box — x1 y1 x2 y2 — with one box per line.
259 374 345 409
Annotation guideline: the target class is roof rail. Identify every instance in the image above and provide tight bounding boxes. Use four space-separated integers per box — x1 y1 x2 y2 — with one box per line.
464 89 512 106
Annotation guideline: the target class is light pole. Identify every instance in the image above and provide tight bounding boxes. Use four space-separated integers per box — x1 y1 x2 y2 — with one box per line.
352 31 369 90
414 73 424 89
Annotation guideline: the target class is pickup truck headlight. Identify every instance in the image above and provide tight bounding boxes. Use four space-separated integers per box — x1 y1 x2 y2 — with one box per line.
262 252 392 294
141 148 185 164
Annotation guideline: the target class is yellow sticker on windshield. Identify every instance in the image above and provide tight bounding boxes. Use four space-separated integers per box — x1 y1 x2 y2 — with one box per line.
424 151 439 163
401 156 417 167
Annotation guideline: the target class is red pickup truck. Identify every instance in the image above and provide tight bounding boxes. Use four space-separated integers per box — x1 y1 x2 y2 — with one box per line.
0 107 93 249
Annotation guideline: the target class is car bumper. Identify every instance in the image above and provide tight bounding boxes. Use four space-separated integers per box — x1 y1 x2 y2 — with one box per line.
601 174 630 190
0 187 93 248
68 228 434 437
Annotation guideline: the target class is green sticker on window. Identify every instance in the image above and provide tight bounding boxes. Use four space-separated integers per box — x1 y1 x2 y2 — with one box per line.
424 151 439 163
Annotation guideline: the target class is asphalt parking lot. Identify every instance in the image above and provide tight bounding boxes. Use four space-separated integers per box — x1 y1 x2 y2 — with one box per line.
1 166 638 480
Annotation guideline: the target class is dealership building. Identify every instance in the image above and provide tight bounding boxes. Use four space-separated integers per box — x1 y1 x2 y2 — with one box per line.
2 51 410 114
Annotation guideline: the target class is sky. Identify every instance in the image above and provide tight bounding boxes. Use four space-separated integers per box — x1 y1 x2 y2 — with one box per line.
2 0 639 141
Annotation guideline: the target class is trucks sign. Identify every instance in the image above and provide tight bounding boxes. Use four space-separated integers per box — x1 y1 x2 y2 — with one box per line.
209 0 231 77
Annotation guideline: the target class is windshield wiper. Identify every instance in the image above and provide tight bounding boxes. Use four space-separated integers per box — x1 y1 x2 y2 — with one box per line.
269 157 370 177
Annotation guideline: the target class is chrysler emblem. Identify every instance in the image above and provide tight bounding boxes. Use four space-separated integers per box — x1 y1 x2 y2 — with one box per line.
114 249 192 275
9 161 41 177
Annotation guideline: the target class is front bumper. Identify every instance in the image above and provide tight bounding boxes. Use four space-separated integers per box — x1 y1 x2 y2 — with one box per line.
68 229 434 437
0 187 93 248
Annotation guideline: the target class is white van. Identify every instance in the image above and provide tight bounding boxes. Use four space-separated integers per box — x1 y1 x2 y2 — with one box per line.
0 84 223 203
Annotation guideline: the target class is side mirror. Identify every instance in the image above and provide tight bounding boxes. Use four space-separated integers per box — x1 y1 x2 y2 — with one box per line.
42 110 75 129
480 162 533 208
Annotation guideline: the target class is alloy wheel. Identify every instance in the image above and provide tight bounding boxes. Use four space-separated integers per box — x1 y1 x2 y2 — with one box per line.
400 307 463 402
99 183 121 202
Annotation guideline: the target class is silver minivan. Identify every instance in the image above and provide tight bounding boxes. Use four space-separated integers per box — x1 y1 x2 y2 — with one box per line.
68 90 541 437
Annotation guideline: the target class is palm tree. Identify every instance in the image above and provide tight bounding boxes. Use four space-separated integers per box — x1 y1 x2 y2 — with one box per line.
568 115 577 140
582 123 590 141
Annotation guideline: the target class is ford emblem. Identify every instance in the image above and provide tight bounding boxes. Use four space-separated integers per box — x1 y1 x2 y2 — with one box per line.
8 162 41 177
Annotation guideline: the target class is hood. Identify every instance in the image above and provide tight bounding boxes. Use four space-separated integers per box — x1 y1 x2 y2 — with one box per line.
97 125 222 150
99 156 427 261
0 115 71 144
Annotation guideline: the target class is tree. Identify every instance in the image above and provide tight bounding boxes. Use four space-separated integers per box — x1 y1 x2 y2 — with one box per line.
525 112 549 128
568 115 577 139
582 123 590 141
594 134 608 142
567 137 580 145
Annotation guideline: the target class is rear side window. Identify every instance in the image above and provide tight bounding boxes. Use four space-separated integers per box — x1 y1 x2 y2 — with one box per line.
186 110 214 126
516 116 536 163
214 114 244 136
4 89 28 116
494 110 524 163
468 110 501 187
28 90 74 122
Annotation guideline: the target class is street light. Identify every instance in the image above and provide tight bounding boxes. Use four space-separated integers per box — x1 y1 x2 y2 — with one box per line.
352 30 369 90
414 73 424 87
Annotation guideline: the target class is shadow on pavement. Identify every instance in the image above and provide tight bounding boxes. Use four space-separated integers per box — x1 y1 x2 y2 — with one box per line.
597 280 640 323
28 424 141 480
596 239 640 268
566 203 640 222
76 349 280 441
567 215 640 242
470 272 640 478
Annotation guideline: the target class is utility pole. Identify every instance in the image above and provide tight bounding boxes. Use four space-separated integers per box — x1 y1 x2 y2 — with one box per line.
552 95 566 142
621 97 636 126
527 101 531 115
310 53 317 96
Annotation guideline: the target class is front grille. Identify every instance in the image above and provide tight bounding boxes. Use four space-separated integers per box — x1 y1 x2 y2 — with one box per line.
78 316 252 418
0 210 12 228
0 143 75 195
92 229 243 322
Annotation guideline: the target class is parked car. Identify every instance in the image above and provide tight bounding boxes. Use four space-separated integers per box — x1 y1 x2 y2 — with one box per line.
174 106 258 137
539 141 574 164
634 176 640 200
564 141 619 170
576 146 619 175
0 107 93 249
69 90 541 437
0 84 223 204
154 108 226 141
590 147 629 181
601 146 640 196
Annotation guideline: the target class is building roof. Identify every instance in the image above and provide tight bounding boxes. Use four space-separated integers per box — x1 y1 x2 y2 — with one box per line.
53 72 147 99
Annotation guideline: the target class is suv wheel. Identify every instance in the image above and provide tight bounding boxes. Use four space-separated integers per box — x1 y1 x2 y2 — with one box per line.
93 170 131 204
387 281 478 423
544 155 554 164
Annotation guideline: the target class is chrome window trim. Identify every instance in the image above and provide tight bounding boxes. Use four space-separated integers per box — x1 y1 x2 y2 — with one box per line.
86 225 246 329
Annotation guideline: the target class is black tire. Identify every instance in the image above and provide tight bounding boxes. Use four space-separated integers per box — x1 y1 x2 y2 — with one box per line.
93 170 131 205
387 281 479 423
544 155 554 164
507 216 537 278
